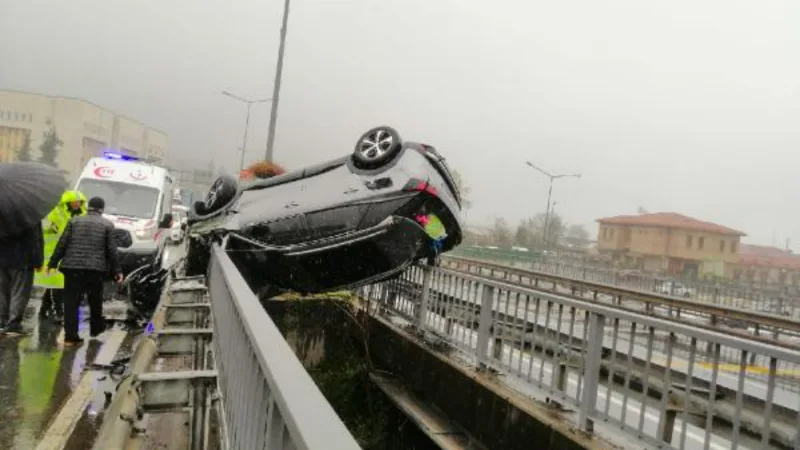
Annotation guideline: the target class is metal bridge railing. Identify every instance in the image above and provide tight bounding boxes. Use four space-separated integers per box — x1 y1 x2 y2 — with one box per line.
208 245 360 450
443 256 800 355
360 264 800 450
450 247 800 318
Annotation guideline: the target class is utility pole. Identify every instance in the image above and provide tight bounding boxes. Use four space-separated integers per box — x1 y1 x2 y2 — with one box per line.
265 0 291 163
525 161 581 250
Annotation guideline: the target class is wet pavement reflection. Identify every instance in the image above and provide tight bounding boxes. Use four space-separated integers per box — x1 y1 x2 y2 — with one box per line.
0 244 183 449
0 299 115 449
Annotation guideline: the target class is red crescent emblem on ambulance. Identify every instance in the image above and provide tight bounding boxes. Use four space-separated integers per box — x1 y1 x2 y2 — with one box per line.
94 167 115 178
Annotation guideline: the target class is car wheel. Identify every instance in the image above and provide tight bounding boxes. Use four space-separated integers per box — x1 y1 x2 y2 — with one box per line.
352 126 403 169
202 175 238 214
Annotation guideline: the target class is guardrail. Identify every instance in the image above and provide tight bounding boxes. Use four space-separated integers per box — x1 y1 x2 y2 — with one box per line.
443 255 800 347
207 245 361 450
360 264 800 450
451 247 800 319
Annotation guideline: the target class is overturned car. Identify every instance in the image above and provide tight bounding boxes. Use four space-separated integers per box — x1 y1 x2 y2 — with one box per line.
183 126 463 299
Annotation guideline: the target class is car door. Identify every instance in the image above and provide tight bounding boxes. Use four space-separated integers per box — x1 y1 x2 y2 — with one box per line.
234 177 312 244
300 163 372 240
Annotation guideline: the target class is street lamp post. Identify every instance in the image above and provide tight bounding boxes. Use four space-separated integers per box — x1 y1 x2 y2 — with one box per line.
548 201 558 248
525 162 581 250
222 91 272 171
265 0 292 163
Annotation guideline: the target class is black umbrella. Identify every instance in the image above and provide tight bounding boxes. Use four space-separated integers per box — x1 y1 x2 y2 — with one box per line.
0 162 67 239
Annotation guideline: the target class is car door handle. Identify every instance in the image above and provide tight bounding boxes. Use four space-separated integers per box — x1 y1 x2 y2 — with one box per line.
285 201 299 208
343 187 358 194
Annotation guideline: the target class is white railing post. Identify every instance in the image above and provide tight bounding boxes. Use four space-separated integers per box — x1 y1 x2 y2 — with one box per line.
475 284 495 366
417 266 433 330
578 312 605 431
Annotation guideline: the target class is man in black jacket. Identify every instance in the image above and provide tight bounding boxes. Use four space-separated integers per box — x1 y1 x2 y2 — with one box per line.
48 197 123 345
0 224 44 335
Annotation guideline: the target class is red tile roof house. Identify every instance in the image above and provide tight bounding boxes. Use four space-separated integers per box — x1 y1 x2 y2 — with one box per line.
596 213 746 278
733 244 800 286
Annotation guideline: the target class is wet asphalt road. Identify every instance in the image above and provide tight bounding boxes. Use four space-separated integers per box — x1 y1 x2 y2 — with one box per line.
0 243 183 449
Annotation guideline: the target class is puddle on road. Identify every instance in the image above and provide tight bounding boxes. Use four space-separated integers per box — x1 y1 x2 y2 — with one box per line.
0 295 147 450
0 299 110 449
266 298 440 450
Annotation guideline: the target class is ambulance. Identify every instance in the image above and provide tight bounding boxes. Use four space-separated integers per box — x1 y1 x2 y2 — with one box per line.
75 152 174 274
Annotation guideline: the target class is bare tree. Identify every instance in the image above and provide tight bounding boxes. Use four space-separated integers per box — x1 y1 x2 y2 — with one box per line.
492 217 512 248
451 169 472 209
566 224 590 241
38 122 62 167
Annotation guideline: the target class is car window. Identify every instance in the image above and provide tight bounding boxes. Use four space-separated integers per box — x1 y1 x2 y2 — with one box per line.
78 179 160 219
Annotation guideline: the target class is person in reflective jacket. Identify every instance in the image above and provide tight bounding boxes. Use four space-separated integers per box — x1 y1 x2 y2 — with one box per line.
35 190 87 322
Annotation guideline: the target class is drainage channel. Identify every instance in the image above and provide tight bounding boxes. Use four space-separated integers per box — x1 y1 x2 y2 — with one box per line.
92 275 219 450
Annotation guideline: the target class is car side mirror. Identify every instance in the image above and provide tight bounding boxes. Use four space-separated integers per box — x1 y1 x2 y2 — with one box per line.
111 228 133 249
158 213 173 229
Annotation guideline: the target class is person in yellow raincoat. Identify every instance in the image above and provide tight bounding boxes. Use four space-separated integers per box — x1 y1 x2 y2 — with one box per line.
35 191 87 321
415 210 448 265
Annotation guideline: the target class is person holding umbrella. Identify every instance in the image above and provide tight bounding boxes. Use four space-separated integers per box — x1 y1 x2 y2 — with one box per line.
0 224 44 335
36 190 87 322
46 197 122 345
0 162 67 335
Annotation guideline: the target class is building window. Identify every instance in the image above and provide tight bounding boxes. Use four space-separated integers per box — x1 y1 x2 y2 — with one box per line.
731 241 737 253
698 237 705 250
719 240 725 252
686 235 693 248
609 228 614 239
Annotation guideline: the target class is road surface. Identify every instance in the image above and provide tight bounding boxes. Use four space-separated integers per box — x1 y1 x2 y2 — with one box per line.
0 244 183 449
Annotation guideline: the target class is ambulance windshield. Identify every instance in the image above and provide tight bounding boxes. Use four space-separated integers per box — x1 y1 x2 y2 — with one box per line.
77 179 160 219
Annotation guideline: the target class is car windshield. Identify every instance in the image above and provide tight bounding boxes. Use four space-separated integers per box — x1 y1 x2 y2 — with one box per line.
78 179 160 219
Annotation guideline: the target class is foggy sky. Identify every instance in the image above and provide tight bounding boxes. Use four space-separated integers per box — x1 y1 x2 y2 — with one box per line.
1 0 798 247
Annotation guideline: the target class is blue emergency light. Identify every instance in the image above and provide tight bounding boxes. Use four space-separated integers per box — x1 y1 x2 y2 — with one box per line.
103 151 140 162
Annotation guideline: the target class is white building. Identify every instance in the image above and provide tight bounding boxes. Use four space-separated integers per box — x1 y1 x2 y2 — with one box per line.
0 89 167 183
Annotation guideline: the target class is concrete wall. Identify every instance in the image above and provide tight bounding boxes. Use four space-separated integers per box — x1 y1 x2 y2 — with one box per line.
112 115 145 157
366 313 605 450
144 128 167 164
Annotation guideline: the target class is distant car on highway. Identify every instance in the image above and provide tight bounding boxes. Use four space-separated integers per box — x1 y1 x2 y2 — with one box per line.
656 281 694 298
185 126 463 297
169 206 188 244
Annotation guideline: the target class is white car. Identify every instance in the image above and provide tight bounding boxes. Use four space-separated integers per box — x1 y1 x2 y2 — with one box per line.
657 281 694 298
169 210 186 244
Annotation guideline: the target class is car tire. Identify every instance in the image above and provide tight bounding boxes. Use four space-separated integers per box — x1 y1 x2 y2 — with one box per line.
352 126 403 169
199 175 238 215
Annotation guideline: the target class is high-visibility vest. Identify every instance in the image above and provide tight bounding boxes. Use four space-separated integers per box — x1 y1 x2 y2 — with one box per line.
34 192 87 289
423 214 447 241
